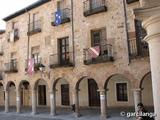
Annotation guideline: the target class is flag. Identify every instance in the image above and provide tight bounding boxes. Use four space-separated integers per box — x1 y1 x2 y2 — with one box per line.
88 46 100 58
55 10 62 26
27 58 34 75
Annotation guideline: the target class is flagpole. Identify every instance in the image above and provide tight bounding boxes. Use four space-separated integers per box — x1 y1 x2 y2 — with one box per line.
71 0 75 66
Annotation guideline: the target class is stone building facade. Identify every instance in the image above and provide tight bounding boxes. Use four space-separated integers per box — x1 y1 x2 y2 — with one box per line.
0 0 154 119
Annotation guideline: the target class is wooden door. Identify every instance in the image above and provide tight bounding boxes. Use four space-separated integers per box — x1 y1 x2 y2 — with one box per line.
88 79 100 106
61 84 70 106
38 85 47 105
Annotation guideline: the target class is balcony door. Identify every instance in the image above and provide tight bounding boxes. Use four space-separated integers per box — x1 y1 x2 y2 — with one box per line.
90 0 98 9
57 0 64 10
58 37 69 65
91 28 106 54
135 19 148 56
32 53 40 64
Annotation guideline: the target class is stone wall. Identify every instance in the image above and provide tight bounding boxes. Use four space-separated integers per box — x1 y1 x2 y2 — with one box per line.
0 0 152 107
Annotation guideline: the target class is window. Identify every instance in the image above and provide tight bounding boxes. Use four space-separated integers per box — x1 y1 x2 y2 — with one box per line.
31 46 40 64
58 37 70 65
116 83 128 102
33 13 39 22
91 28 106 47
135 19 148 56
12 22 18 30
11 52 17 68
32 53 40 64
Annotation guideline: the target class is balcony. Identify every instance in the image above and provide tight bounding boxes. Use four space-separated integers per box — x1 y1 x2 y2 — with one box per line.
51 8 71 26
84 44 114 65
4 61 18 73
49 52 74 68
25 58 43 72
27 20 42 36
129 39 149 59
83 0 107 17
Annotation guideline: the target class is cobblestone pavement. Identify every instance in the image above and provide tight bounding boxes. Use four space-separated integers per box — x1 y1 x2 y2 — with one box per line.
0 107 154 120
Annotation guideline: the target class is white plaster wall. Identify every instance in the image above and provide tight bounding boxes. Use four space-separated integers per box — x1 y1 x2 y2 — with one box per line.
79 78 89 107
0 86 4 106
55 79 71 107
107 75 134 107
142 74 154 107
9 86 16 106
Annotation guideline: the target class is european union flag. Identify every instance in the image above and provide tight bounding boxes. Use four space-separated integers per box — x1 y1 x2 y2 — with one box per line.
55 10 62 26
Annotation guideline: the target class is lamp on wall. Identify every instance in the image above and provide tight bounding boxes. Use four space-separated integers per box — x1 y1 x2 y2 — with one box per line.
39 64 51 79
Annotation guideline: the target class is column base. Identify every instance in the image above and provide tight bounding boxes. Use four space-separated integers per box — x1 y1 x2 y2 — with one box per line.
73 112 81 118
50 113 57 116
16 111 21 114
100 115 107 120
31 112 37 115
5 110 9 113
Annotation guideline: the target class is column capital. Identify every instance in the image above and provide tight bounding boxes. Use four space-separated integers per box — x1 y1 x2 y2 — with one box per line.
97 89 106 92
132 88 143 92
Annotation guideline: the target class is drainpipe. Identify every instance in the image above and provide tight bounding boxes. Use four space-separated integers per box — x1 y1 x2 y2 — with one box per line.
71 0 75 66
122 0 131 64
25 9 30 67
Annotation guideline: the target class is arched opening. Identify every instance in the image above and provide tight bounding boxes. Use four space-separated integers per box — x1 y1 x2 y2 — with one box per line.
76 77 100 116
104 74 134 114
34 79 49 114
6 81 16 112
140 72 154 111
53 78 70 115
18 80 31 113
0 83 4 111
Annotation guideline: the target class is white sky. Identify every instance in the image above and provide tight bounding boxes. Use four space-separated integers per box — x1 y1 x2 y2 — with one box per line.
0 0 37 29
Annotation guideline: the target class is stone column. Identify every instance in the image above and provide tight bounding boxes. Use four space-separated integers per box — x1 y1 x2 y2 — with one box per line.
134 4 160 119
31 89 37 115
16 90 21 113
143 14 160 120
5 90 9 113
50 90 56 116
73 89 80 117
133 89 142 112
99 89 107 120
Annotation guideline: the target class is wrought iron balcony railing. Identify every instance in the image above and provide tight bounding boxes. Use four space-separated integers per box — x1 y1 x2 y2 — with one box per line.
25 57 43 71
4 61 18 73
83 0 107 17
27 19 42 35
129 39 149 59
84 44 114 65
49 52 74 68
51 8 71 26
